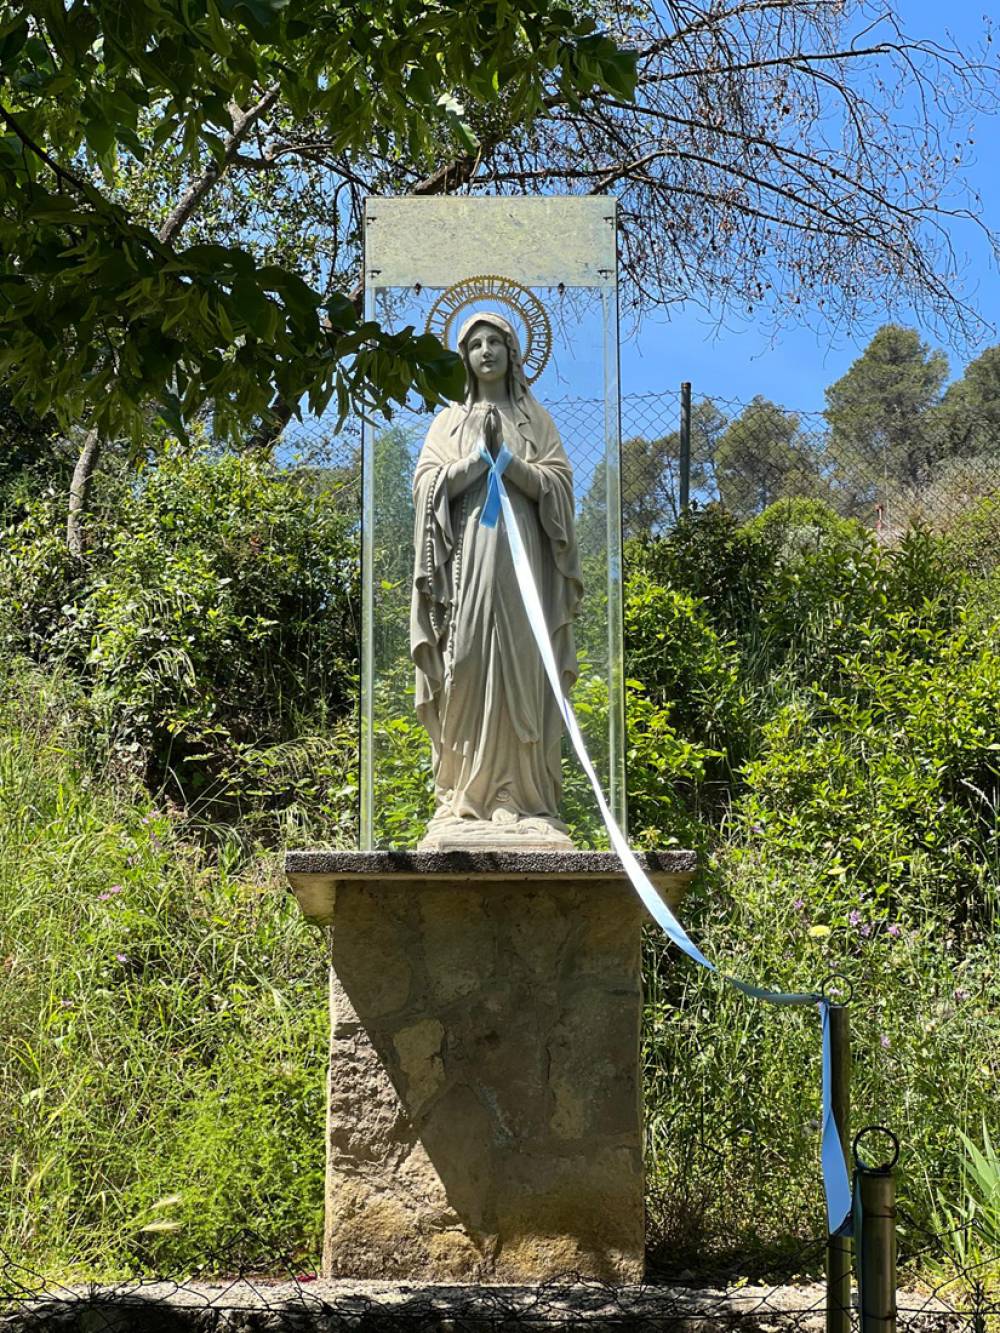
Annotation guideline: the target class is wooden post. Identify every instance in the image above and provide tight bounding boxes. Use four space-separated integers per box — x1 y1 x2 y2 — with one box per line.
825 1004 851 1333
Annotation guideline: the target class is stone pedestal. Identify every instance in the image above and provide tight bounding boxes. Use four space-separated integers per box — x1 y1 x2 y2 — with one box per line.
284 850 696 1284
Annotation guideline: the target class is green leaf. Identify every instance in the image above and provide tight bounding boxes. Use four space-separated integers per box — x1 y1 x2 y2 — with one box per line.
181 243 243 273
325 293 359 330
157 391 190 445
257 265 322 315
406 66 434 106
84 115 115 160
116 127 147 161
221 0 291 37
150 115 178 150
229 276 271 330
0 19 29 67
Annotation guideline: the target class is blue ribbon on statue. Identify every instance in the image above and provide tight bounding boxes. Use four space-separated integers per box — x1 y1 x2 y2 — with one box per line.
482 444 853 1238
479 443 513 529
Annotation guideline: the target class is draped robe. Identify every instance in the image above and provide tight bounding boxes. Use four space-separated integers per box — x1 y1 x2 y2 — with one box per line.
410 396 582 827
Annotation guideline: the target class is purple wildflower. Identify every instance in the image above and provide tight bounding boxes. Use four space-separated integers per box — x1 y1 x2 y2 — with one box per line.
887 923 902 939
115 952 129 964
860 923 872 938
793 898 805 912
848 909 862 927
880 1035 891 1049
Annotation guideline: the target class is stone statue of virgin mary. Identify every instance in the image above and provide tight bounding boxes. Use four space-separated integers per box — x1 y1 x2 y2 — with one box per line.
410 311 582 850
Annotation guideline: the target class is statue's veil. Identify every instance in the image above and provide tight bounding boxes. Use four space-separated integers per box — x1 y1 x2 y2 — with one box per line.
456 312 534 412
452 311 547 452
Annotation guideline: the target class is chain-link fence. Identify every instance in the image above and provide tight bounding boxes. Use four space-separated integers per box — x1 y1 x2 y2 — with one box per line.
897 1215 1000 1333
16 391 985 1330
280 386 1000 546
2 1230 997 1331
615 387 1000 542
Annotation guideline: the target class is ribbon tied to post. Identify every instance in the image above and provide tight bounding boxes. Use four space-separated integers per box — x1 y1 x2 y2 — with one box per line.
478 434 853 1237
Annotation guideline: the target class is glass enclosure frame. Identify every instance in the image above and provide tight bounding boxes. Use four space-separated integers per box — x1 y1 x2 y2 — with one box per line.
360 197 625 849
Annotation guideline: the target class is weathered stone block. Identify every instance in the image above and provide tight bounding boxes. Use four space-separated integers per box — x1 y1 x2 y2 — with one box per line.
285 851 696 1284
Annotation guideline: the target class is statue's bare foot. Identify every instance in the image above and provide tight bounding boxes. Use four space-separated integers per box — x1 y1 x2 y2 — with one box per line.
491 807 519 826
518 817 554 835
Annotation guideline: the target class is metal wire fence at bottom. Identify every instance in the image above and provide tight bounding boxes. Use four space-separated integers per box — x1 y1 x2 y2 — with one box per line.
1 1233 997 1332
897 1215 1000 1333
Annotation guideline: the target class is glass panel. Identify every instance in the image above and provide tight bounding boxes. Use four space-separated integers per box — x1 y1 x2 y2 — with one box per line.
361 282 624 849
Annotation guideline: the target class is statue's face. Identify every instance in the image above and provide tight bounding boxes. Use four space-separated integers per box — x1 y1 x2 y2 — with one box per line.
466 322 509 386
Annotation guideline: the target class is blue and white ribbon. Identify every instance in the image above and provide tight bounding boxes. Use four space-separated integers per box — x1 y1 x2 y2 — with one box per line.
478 443 513 529
481 448 852 1236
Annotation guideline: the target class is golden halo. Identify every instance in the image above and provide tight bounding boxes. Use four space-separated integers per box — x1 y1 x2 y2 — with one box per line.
426 274 552 384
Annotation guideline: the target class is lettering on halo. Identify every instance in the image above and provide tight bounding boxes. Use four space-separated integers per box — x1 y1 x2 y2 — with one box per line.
426 275 552 384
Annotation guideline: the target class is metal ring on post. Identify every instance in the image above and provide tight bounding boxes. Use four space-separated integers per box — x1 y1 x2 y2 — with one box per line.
821 973 854 1006
853 1126 900 1173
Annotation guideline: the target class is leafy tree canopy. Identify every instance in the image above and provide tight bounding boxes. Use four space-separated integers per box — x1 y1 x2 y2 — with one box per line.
0 0 635 442
2 4 998 455
714 396 821 521
934 345 1000 459
824 325 948 497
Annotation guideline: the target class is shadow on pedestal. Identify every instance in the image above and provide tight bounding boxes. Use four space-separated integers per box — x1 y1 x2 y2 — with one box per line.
284 850 697 1285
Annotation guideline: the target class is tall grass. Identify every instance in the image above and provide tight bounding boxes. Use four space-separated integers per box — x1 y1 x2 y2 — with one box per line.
0 666 327 1278
643 859 1000 1269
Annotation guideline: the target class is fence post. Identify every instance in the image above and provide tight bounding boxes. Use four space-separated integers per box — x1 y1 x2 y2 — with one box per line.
679 381 691 513
826 1001 852 1333
856 1128 899 1333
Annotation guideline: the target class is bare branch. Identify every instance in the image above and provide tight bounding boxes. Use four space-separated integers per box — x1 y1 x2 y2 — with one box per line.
158 83 281 244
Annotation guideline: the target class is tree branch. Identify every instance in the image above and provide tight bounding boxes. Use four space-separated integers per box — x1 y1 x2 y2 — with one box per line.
247 147 481 452
0 104 93 197
64 83 281 556
158 83 281 245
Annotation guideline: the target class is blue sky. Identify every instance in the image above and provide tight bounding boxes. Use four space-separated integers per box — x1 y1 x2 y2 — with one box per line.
620 2 1000 414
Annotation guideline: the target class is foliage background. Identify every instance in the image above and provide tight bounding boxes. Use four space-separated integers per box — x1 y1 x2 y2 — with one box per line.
1 367 999 1277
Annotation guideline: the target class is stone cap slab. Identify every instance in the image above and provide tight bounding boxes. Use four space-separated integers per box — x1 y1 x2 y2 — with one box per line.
284 849 697 926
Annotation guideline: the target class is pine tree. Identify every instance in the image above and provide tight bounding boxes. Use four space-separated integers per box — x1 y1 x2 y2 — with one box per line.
824 325 947 506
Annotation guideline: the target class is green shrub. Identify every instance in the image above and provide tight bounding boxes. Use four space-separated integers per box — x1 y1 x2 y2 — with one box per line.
0 447 360 837
623 573 736 821
3 446 999 1278
632 502 768 643
940 494 1000 581
624 682 720 849
0 391 65 518
636 500 1000 1266
732 610 999 924
744 496 869 550
0 493 80 659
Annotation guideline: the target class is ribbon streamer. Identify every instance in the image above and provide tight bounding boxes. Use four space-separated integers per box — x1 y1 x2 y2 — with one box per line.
480 449 852 1236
